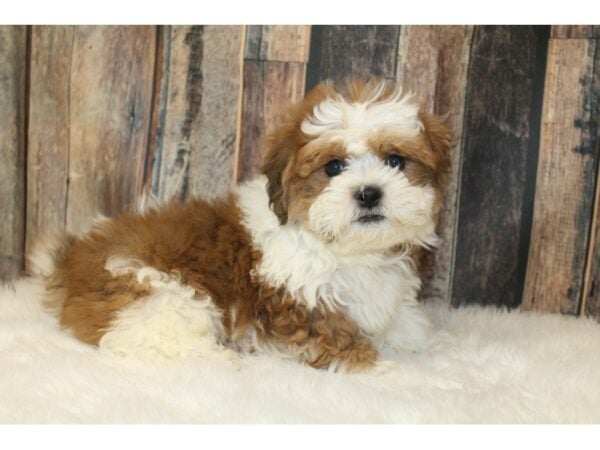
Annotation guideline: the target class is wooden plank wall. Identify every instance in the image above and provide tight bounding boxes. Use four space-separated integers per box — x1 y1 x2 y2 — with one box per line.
0 26 27 281
238 26 310 180
1 25 600 323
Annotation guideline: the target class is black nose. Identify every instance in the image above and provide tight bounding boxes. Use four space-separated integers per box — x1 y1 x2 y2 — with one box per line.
354 186 382 209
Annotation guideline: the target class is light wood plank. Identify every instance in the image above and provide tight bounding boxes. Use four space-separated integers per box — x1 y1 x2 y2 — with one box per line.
259 26 311 62
0 26 26 280
193 26 245 192
523 39 598 314
153 26 244 200
26 26 72 258
551 25 600 38
396 25 474 303
66 26 156 233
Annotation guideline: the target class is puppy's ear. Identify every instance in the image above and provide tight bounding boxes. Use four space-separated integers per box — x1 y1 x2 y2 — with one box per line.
262 128 295 224
261 82 337 225
419 112 455 186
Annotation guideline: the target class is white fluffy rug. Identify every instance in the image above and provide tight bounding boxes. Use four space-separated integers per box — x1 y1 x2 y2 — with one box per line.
1 277 600 424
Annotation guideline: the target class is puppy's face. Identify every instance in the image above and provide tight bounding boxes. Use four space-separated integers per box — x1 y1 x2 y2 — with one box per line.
262 79 454 256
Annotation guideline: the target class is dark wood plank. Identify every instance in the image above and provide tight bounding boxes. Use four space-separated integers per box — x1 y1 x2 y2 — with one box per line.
26 26 72 259
143 25 165 196
305 25 400 90
583 40 600 319
551 25 600 38
396 25 474 303
238 60 265 181
238 61 306 180
65 26 156 234
238 26 309 181
0 26 27 281
524 39 599 315
451 26 550 308
244 25 263 60
151 26 244 201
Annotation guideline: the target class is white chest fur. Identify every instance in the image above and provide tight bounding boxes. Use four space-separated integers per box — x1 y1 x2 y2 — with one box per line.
236 177 422 338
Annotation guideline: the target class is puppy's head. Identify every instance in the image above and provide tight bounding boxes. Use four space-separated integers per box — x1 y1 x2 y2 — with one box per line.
261 78 454 255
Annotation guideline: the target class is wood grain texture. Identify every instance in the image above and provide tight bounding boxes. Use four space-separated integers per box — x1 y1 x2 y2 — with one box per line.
523 39 599 315
551 26 600 38
245 25 311 63
64 26 155 234
583 39 600 318
305 25 400 90
151 26 244 200
0 26 27 280
244 25 263 60
452 26 550 308
258 26 311 62
396 25 474 303
26 26 72 257
238 25 309 181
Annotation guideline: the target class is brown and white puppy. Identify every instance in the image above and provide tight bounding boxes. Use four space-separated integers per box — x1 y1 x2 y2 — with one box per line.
30 78 454 371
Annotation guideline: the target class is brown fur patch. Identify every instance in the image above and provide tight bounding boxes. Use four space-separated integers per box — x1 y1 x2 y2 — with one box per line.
284 140 347 223
39 195 377 371
253 286 377 371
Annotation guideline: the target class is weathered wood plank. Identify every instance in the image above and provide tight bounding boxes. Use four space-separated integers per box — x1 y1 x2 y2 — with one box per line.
152 26 244 200
583 39 600 318
452 26 550 308
244 25 263 60
396 25 474 303
258 26 311 62
238 25 310 181
238 61 306 180
0 26 26 281
143 26 165 195
238 60 264 181
305 25 400 90
524 39 599 315
26 26 72 258
551 25 600 38
66 26 156 234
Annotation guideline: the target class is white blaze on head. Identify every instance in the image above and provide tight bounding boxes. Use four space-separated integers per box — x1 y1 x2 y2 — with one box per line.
300 82 423 156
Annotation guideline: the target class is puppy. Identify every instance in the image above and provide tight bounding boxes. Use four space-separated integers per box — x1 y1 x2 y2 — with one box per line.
30 78 453 371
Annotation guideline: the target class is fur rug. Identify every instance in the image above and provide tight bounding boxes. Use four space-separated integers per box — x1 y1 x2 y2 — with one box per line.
1 277 599 423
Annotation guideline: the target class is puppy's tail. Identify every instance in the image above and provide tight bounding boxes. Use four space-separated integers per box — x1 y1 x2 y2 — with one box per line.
27 231 75 315
27 231 74 279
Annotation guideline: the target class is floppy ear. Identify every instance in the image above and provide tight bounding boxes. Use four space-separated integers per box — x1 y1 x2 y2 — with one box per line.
262 127 295 224
261 82 336 225
418 112 455 187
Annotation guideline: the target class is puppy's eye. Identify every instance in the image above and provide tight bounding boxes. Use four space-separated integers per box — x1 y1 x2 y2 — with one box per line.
386 154 405 170
324 159 344 177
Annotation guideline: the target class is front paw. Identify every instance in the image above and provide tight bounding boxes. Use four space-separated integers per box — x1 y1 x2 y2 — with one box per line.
309 338 379 373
